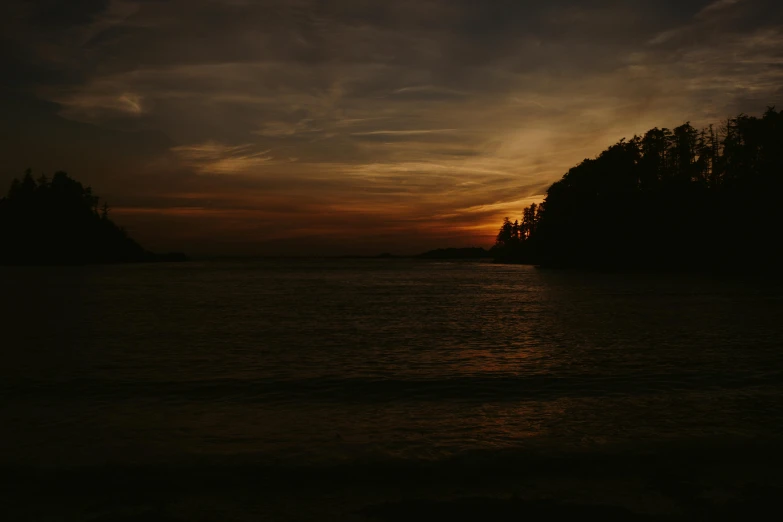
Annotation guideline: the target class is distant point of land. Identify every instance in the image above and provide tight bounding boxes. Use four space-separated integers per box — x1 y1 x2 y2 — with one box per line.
416 247 493 260
337 248 492 260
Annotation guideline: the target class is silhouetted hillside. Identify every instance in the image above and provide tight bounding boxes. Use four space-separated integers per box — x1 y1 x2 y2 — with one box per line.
0 170 186 265
493 107 783 270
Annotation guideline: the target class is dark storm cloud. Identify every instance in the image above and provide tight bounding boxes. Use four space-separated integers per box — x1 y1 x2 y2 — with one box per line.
2 0 782 254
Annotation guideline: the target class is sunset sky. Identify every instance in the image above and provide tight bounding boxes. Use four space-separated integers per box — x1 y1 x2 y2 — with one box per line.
2 0 782 255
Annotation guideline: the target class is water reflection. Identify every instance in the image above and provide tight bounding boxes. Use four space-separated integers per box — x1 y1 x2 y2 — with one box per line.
1 260 782 469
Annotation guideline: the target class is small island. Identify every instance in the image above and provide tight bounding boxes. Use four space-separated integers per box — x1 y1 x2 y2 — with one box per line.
0 170 186 265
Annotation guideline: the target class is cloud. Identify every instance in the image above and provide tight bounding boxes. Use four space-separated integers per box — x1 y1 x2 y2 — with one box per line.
697 0 742 17
2 0 783 254
171 142 277 174
55 90 146 118
351 129 458 136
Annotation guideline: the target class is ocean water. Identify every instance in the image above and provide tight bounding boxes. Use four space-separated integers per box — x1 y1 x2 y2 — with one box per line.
2 259 783 520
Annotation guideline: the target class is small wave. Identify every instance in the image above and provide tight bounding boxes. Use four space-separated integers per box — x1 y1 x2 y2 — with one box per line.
3 370 781 404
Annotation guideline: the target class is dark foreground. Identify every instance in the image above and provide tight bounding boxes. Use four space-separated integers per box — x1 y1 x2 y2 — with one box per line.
4 442 782 521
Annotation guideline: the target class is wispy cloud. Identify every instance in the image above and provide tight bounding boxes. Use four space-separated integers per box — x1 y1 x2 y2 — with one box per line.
392 85 469 98
698 0 743 17
2 0 782 254
171 142 277 174
350 129 458 136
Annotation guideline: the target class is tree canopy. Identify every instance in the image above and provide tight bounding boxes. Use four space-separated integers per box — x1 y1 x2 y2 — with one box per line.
492 108 783 270
0 170 184 265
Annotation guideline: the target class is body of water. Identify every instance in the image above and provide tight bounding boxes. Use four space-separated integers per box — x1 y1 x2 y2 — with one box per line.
2 260 782 520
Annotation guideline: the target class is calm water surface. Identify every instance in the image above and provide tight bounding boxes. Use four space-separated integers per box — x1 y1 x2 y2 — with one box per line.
2 259 782 471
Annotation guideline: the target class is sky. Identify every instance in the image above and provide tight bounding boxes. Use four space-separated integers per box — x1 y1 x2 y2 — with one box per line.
1 0 782 255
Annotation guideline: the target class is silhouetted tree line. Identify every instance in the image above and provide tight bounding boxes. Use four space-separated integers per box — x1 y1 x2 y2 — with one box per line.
0 170 186 265
493 108 783 270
